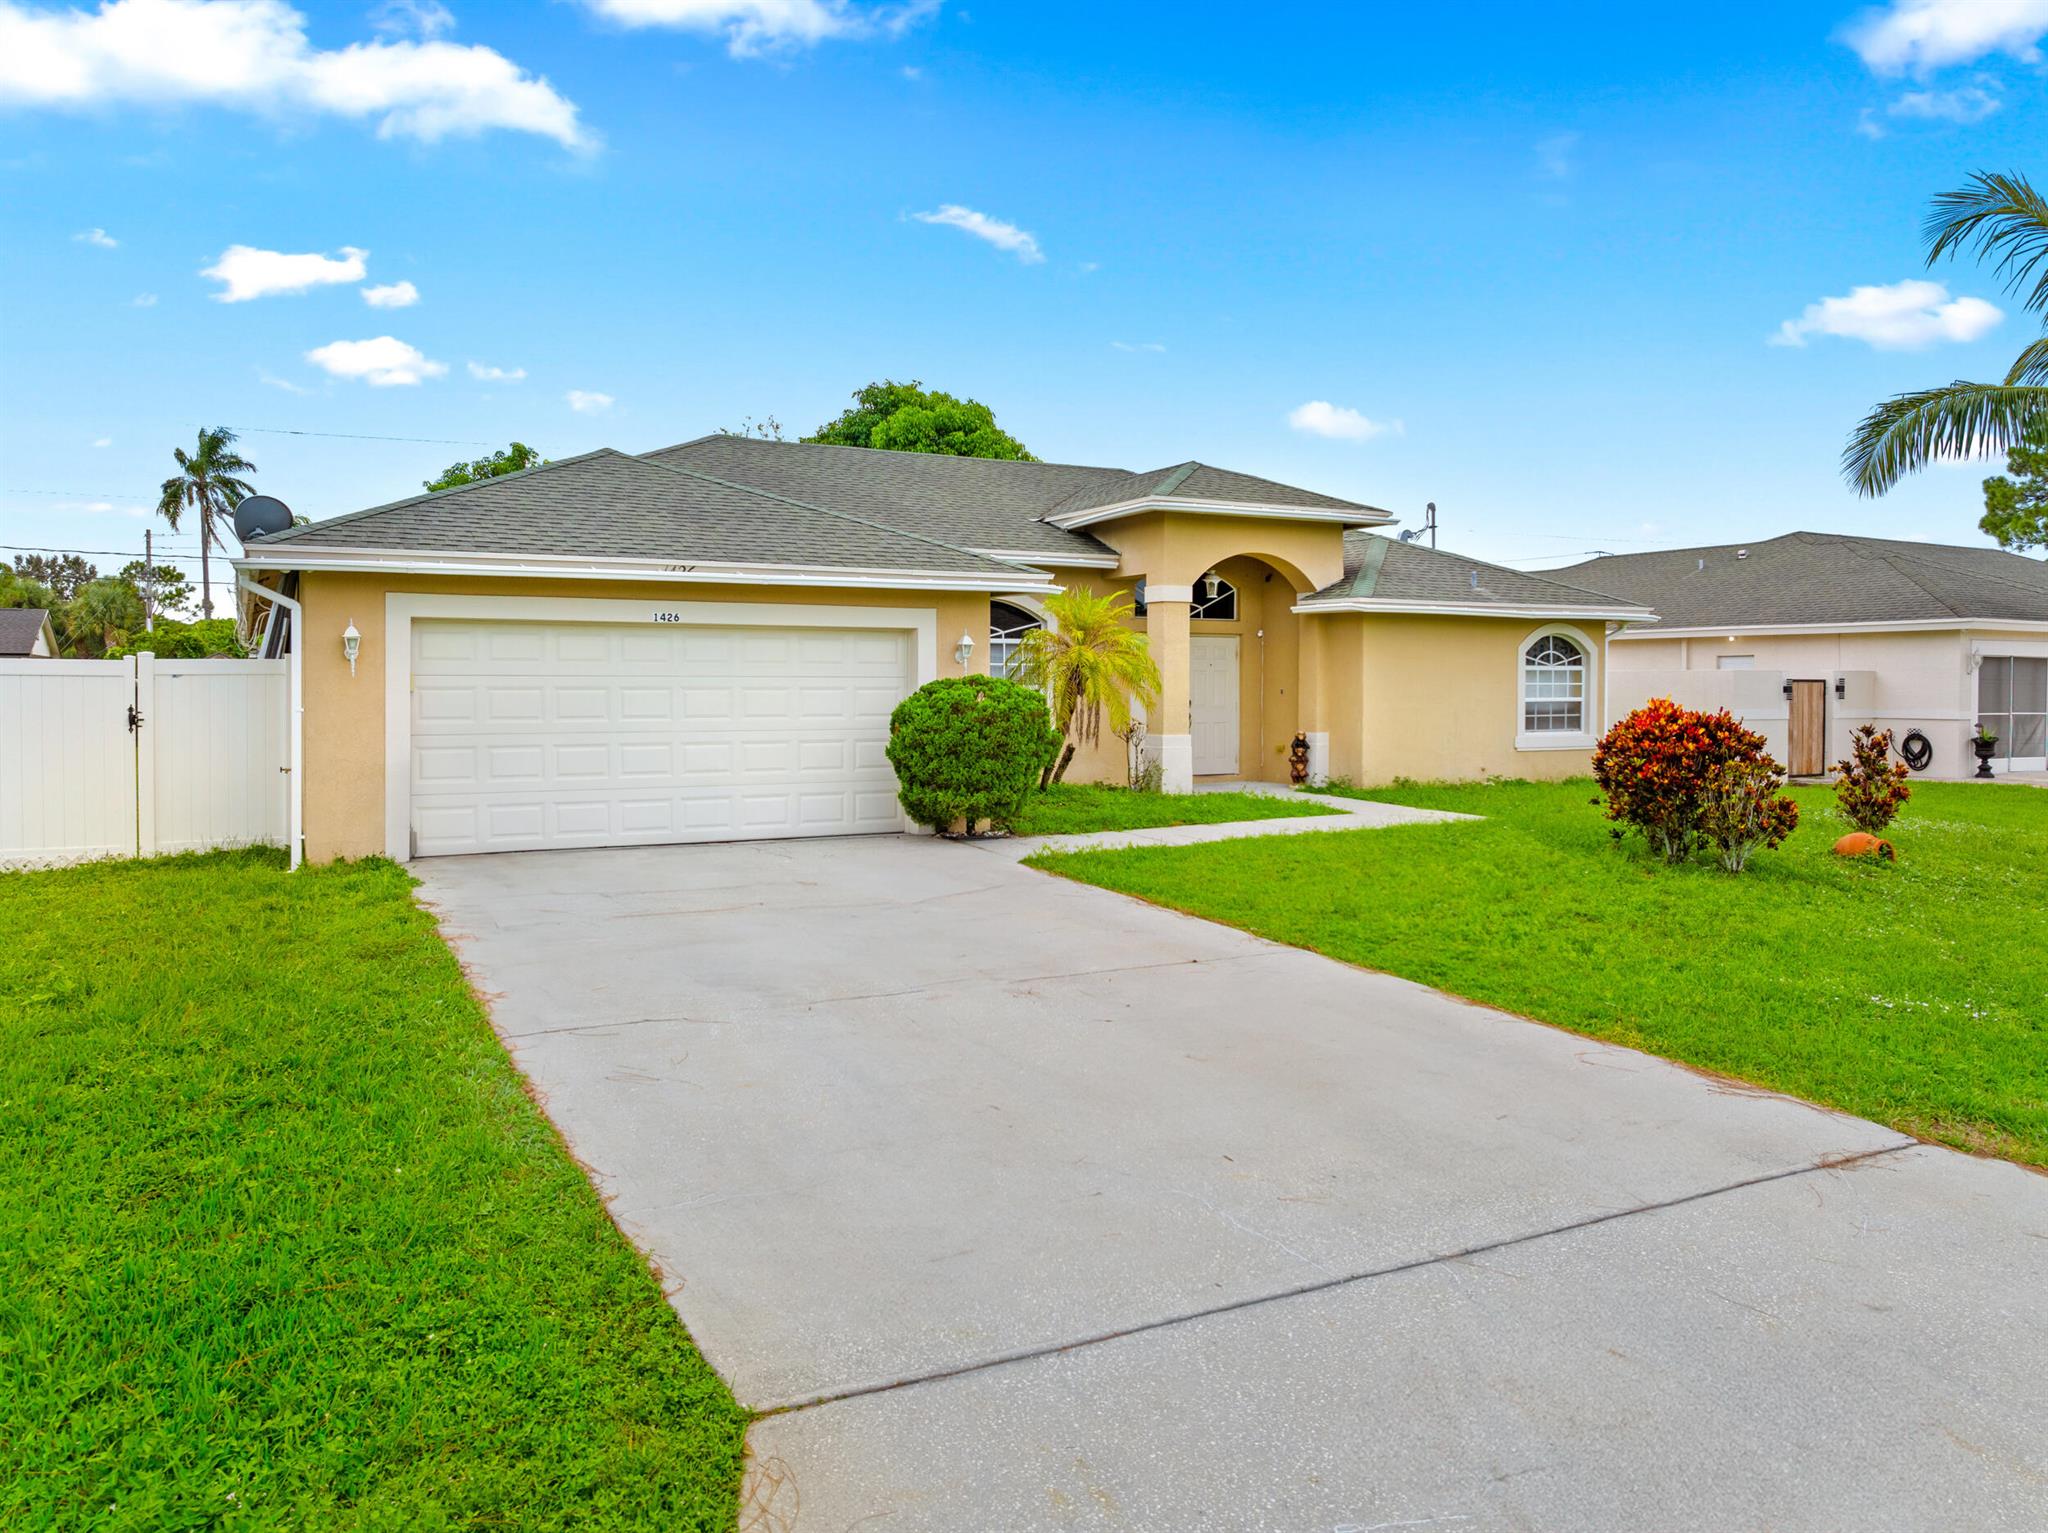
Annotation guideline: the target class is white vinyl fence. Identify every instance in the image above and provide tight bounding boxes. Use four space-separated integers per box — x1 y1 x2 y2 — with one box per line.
0 655 288 868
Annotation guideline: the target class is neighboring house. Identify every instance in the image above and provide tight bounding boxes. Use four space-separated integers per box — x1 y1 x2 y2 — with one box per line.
234 437 1648 862
0 608 58 659
1564 532 2048 779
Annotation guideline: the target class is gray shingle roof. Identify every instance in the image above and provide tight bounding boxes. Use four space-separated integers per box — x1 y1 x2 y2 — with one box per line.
0 607 52 656
645 437 1384 550
250 449 1037 577
1304 532 1651 615
1039 460 1387 522
1559 532 2048 629
644 436 1134 559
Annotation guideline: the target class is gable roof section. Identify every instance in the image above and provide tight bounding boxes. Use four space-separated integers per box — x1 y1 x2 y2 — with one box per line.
243 448 1046 584
644 435 1133 561
1560 532 2048 631
0 607 54 656
1038 460 1391 528
1299 532 1653 619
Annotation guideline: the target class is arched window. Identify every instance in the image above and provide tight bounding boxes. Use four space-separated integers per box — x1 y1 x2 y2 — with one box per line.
1521 631 1586 735
989 600 1043 679
1190 577 1238 621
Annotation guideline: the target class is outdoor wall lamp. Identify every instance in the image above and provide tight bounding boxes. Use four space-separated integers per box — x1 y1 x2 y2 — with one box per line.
1835 677 1846 700
954 630 975 666
342 620 362 677
1782 680 1793 699
1201 569 1222 600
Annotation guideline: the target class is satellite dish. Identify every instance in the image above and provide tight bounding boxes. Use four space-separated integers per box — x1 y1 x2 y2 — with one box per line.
233 495 295 542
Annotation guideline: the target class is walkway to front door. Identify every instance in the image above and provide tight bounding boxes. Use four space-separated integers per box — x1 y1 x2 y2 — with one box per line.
1189 633 1238 775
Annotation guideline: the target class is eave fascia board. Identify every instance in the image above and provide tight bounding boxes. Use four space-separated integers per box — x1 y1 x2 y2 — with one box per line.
1044 496 1395 532
1609 617 2048 639
1294 597 1657 622
969 547 1121 570
233 550 1058 594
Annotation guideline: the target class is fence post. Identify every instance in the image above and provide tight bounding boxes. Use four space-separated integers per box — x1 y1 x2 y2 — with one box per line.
134 651 157 858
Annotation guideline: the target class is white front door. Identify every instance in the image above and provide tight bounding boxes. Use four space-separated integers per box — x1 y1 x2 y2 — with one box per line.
1189 635 1240 776
408 619 912 856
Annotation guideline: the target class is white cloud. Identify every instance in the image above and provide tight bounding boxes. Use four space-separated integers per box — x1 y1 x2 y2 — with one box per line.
67 499 148 517
131 291 157 306
910 203 1044 264
579 0 932 55
1110 340 1165 353
306 335 446 386
202 244 366 301
1845 0 2048 73
362 279 419 308
92 435 112 447
1771 278 2003 350
468 360 526 382
566 388 615 413
74 226 117 247
371 0 454 38
0 0 591 150
1534 130 1579 180
1888 79 2001 121
258 367 310 393
1288 400 1399 441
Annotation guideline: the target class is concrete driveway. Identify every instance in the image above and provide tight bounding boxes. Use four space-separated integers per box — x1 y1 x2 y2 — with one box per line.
418 834 2048 1531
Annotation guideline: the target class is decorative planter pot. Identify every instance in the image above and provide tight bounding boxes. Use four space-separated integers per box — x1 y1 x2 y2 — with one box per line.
1974 736 1999 779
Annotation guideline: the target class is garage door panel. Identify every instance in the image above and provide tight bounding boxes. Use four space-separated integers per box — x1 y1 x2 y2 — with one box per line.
410 619 911 856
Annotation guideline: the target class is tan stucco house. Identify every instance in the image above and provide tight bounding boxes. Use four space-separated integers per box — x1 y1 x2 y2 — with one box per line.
235 436 1648 863
1565 532 2048 779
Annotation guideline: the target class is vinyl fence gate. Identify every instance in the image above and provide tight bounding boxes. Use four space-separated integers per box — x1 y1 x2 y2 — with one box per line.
0 655 289 868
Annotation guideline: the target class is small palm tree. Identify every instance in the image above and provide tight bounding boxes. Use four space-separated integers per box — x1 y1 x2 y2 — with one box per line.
157 426 257 619
1846 172 2048 495
1015 588 1162 787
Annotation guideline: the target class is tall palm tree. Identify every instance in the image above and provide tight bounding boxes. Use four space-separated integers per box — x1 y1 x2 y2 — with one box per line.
1846 172 2048 496
1015 588 1162 786
157 426 256 619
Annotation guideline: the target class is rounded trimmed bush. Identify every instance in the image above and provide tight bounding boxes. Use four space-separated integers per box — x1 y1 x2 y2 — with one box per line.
887 675 1060 833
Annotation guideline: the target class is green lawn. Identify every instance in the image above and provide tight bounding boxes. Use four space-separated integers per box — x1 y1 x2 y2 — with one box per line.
1030 778 2048 1168
0 850 746 1531
1007 782 1338 836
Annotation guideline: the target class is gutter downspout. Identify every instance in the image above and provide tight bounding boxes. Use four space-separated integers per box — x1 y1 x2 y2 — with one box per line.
238 575 303 870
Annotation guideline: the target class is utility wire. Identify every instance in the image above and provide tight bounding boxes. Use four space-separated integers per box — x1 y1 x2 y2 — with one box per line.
190 423 493 446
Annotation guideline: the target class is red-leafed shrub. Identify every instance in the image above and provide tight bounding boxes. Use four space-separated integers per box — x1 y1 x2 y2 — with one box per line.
1592 698 1776 863
1834 723 1912 835
1699 758 1800 872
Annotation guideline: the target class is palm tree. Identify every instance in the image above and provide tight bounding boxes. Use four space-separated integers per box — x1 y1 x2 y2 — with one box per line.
1846 172 2048 496
1015 588 1162 786
157 426 257 619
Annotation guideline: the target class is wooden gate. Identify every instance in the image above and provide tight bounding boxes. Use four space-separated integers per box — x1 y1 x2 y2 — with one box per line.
1788 679 1827 777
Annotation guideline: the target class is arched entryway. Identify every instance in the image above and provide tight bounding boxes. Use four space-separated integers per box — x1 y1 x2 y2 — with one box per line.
989 598 1044 679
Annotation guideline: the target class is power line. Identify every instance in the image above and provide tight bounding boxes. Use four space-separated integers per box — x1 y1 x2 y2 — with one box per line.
3 541 210 564
194 423 494 447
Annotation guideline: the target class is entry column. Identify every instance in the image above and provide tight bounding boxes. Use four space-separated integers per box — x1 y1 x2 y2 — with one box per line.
1145 589 1193 793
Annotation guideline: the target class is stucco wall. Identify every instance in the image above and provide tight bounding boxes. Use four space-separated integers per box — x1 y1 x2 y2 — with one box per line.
293 570 991 862
1331 614 1607 784
1606 627 1981 779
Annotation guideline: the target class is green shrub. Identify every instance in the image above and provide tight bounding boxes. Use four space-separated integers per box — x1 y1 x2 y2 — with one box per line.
886 675 1059 833
107 618 246 659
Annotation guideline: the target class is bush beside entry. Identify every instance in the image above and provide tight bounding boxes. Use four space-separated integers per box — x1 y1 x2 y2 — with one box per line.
887 675 1060 833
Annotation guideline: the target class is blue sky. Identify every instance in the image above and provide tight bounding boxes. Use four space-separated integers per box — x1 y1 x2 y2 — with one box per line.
7 0 2048 609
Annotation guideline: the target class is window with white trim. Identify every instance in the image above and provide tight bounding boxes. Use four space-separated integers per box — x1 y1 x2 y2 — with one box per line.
1521 632 1586 734
989 600 1043 679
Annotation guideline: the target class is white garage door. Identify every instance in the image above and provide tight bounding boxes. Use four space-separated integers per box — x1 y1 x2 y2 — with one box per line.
409 619 912 857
